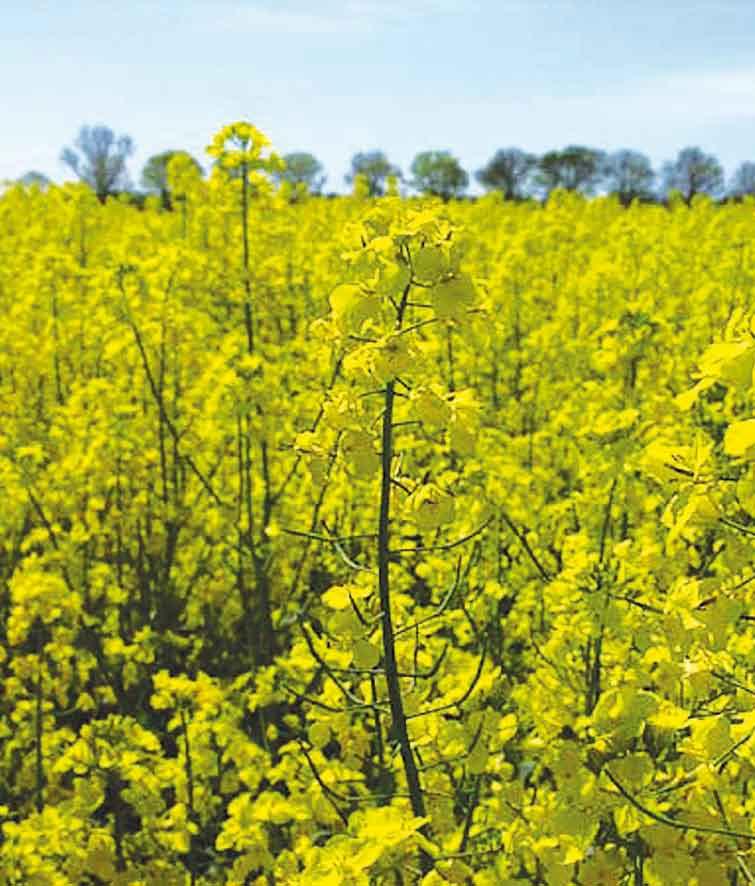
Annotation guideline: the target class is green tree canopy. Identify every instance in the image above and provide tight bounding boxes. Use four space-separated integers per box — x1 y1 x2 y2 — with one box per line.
730 161 755 198
476 148 537 200
603 150 656 205
536 145 606 197
410 151 468 200
276 152 326 195
661 146 724 204
345 151 401 197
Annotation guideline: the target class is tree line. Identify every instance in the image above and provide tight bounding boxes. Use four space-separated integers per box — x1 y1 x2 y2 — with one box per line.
15 123 755 205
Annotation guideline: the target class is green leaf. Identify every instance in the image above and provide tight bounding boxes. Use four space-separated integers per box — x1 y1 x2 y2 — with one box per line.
352 639 380 669
430 273 476 319
724 419 755 458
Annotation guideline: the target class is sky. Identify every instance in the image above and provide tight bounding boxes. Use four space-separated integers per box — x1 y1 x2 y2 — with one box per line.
2 0 755 191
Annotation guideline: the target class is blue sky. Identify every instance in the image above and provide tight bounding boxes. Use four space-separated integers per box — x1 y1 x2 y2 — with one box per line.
2 0 754 190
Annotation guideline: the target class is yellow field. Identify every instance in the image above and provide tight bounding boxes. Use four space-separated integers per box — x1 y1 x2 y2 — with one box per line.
2 125 755 885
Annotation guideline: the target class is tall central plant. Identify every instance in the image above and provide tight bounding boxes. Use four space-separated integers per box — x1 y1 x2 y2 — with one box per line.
292 200 493 878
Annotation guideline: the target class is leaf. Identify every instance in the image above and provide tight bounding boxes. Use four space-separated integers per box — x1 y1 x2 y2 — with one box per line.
405 484 455 530
307 722 331 749
411 387 451 427
724 419 755 458
466 742 489 775
648 700 689 731
352 639 380 669
674 378 714 411
679 716 732 760
329 283 381 332
84 846 116 881
412 246 446 282
699 339 755 388
431 273 476 319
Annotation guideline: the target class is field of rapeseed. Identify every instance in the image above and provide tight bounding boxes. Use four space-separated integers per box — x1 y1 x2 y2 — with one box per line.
2 124 755 885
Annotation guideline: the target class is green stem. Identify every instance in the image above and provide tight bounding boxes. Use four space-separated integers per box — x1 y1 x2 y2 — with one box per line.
241 160 254 354
35 642 44 813
179 708 197 885
378 380 431 873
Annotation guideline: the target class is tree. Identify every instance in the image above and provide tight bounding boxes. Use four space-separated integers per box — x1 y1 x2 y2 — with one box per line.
603 150 656 205
410 150 468 200
345 151 401 197
536 145 606 196
18 171 51 188
661 146 723 204
61 125 134 202
730 161 755 198
141 150 202 208
476 148 537 200
276 152 326 195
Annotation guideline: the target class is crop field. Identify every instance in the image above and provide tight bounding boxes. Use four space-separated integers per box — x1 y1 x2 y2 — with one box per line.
3 125 755 885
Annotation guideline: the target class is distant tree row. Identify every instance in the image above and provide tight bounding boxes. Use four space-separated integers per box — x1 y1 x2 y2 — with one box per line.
16 124 755 206
355 145 755 205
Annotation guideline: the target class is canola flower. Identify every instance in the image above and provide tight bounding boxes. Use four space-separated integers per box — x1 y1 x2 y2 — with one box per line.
1 123 755 883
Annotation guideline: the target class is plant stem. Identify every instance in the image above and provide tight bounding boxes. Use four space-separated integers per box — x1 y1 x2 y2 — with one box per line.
240 160 254 354
35 643 44 813
378 379 431 873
